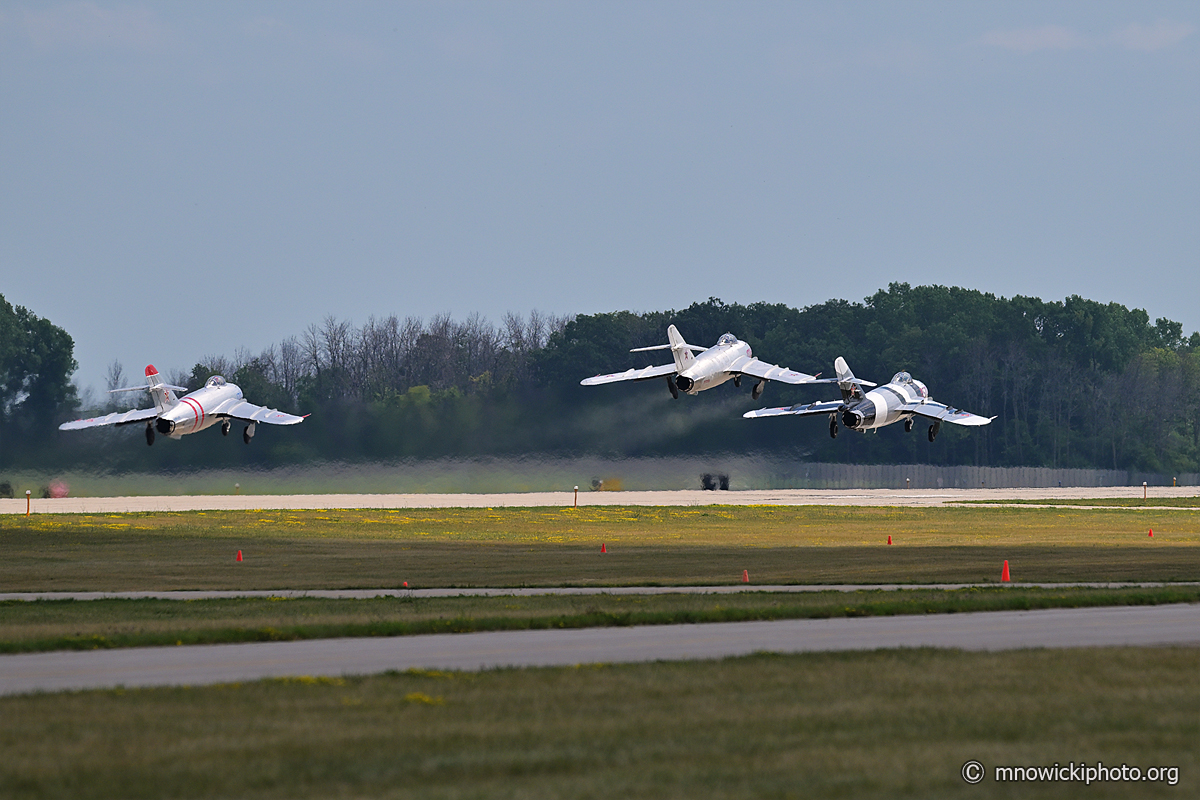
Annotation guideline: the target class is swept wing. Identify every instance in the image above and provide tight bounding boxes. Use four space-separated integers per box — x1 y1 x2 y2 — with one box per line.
742 400 843 419
727 356 829 385
59 407 160 430
902 401 995 426
210 399 306 425
581 363 679 386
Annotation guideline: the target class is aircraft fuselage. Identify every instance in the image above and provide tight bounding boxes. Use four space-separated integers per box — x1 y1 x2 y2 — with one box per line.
840 377 929 431
674 340 754 394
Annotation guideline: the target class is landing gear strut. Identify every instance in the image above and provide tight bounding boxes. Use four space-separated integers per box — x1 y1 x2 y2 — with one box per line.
829 415 838 439
751 379 765 400
733 375 741 388
928 421 941 442
145 422 155 446
666 376 679 400
243 422 256 445
221 420 232 436
904 418 914 433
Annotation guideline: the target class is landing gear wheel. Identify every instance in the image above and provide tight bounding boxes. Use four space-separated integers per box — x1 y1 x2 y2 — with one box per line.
221 420 232 436
666 376 679 400
145 422 155 446
829 418 839 439
904 418 914 433
752 380 765 400
733 375 741 388
928 422 940 442
243 424 254 445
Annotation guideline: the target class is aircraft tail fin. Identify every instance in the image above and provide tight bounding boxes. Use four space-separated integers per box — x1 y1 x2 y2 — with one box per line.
835 356 864 402
666 325 695 372
142 365 181 413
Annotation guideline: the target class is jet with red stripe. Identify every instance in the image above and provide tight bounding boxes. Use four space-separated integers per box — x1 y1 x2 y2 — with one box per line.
60 365 305 446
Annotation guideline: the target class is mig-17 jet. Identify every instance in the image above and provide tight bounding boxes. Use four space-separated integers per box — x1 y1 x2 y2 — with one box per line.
582 325 825 400
743 357 994 441
60 365 305 445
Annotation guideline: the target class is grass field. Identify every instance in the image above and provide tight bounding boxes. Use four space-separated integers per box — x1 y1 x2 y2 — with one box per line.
2 647 1196 799
964 497 1200 507
2 505 1198 591
2 505 1198 798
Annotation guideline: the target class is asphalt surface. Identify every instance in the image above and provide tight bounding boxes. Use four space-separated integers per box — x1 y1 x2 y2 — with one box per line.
3 485 1199 514
2 604 1197 697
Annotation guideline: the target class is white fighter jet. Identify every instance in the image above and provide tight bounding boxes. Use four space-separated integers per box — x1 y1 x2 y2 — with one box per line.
60 364 305 445
581 324 824 400
743 357 994 441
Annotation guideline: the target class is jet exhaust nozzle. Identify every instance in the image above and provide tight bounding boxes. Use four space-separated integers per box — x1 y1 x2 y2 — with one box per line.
841 409 864 429
674 375 693 392
156 418 175 435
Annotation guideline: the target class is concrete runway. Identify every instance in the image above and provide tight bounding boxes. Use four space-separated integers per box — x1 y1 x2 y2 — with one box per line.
2 604 1197 697
3 485 1199 513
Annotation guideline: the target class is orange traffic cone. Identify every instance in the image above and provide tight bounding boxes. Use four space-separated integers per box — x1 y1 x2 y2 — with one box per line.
236 550 243 562
1001 560 1010 582
601 542 607 553
1148 529 1153 538
742 569 750 583
403 581 408 588
887 535 892 545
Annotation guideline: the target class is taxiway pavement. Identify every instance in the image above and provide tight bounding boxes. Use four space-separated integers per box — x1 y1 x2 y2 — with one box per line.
3 485 1198 514
2 604 1197 696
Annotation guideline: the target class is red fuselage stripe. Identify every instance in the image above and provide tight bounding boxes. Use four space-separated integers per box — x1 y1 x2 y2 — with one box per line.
181 397 204 429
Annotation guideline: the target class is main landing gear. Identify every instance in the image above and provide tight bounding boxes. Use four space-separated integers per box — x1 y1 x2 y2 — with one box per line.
829 415 838 439
221 420 232 436
733 375 741 388
243 422 256 445
666 376 679 399
904 418 914 433
145 422 155 446
928 421 941 442
752 379 765 400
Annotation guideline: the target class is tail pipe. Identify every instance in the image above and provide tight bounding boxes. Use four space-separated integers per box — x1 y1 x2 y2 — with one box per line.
674 375 694 393
156 418 176 435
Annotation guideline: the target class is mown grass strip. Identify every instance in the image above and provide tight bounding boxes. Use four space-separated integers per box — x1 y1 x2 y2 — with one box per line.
2 648 1196 800
961 497 1200 507
3 586 1198 654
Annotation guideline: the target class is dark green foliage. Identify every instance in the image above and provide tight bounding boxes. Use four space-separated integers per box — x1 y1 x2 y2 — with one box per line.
0 295 79 466
13 287 1200 472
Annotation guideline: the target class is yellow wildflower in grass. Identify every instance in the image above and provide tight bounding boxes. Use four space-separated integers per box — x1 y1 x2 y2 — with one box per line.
403 692 445 705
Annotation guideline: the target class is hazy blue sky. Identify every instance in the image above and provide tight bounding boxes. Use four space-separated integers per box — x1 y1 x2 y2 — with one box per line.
2 1 1197 394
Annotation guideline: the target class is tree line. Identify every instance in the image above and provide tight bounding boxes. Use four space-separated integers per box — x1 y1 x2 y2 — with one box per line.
3 286 1199 474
